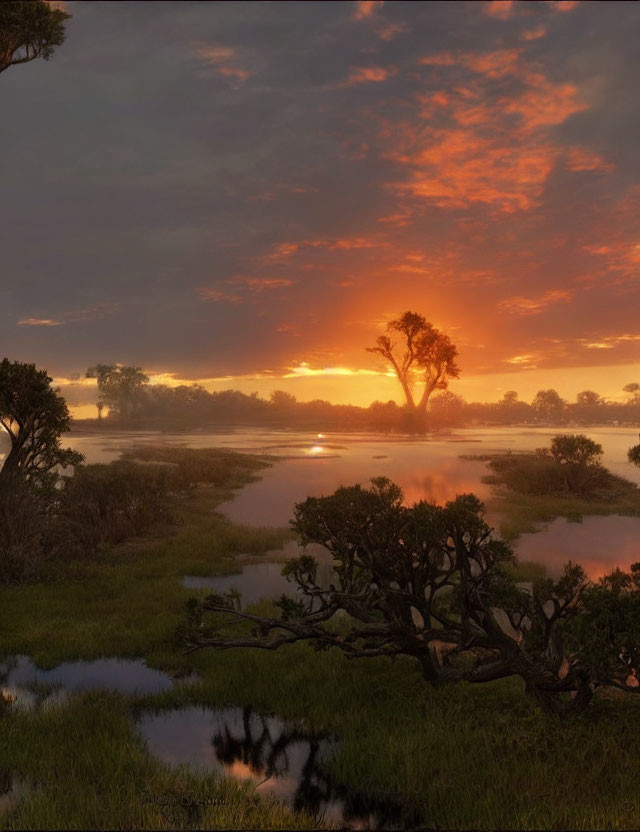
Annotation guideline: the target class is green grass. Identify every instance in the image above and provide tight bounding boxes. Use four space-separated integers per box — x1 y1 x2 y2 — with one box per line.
3 446 640 829
466 451 640 540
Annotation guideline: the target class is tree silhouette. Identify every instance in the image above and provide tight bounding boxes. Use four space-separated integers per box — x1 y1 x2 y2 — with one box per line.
0 359 82 488
531 389 566 422
366 311 459 420
185 477 640 717
209 706 417 827
0 1 71 75
86 365 149 423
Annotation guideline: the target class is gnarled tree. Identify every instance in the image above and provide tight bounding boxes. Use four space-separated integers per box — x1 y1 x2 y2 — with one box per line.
366 311 459 422
184 477 640 717
0 1 71 75
0 358 82 488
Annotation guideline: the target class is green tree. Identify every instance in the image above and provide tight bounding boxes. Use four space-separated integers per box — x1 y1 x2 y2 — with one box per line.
86 364 149 422
0 1 71 75
182 477 640 716
366 311 460 417
0 358 82 487
548 434 603 467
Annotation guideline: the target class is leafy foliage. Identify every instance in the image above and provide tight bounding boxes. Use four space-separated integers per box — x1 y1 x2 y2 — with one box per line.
0 358 83 488
86 364 149 421
0 0 71 74
629 444 640 467
185 476 640 716
366 310 459 417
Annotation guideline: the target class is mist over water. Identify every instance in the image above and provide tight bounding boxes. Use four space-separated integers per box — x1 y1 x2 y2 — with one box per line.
64 425 640 579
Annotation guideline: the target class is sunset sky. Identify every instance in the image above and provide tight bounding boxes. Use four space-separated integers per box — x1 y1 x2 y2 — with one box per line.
3 0 639 411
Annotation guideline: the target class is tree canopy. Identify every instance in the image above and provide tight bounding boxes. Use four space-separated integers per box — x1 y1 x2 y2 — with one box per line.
0 1 71 75
86 364 149 422
0 358 82 487
366 311 459 419
183 477 640 716
629 445 640 467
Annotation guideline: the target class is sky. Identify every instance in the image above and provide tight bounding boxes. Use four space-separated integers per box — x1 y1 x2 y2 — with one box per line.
2 0 640 412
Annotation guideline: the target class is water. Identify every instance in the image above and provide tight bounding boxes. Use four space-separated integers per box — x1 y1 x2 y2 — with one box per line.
0 770 26 819
138 705 419 829
9 424 640 581
517 515 640 578
0 656 192 709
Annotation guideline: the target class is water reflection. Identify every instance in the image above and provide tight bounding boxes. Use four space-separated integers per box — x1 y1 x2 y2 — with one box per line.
183 557 335 608
515 515 640 579
138 705 420 829
0 770 26 818
0 656 191 708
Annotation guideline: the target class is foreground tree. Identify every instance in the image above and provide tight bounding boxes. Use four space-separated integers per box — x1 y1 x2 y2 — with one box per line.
0 1 71 75
86 364 149 422
366 312 459 420
0 359 82 487
184 478 640 717
629 445 640 467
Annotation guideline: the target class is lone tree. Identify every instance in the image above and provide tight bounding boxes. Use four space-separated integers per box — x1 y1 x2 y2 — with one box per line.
0 1 71 75
86 364 149 422
366 311 459 419
184 477 640 717
0 358 82 487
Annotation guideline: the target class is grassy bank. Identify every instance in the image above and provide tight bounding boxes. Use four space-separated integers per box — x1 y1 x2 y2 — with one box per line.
3 447 640 829
462 450 640 540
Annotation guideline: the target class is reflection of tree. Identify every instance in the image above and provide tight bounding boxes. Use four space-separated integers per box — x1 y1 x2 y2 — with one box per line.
211 706 419 828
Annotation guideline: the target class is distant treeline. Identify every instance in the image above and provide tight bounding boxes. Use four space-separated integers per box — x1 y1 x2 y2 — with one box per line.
77 372 640 431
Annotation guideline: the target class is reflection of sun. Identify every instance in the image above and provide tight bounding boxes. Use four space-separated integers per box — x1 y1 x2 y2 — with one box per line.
309 445 324 454
317 433 325 439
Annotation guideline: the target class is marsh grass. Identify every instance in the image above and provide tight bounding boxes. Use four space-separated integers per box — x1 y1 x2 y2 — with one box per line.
3 446 640 829
464 451 640 539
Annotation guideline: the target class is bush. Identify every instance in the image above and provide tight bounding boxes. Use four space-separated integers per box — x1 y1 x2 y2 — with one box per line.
50 461 179 556
629 444 640 467
0 475 49 583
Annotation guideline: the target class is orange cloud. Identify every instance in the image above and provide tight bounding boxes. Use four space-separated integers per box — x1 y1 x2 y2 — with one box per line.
376 21 407 41
548 0 580 11
385 48 593 212
483 1 515 20
17 317 64 327
196 44 253 84
230 277 294 289
197 288 243 304
522 25 549 41
566 147 614 172
351 0 384 20
264 236 381 261
342 66 393 86
498 289 574 315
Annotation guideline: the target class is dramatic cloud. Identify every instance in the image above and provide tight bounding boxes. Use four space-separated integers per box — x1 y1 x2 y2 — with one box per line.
3 0 639 405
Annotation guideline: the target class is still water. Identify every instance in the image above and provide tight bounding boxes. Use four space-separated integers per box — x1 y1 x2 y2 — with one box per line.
138 705 419 829
3 426 639 577
0 656 193 709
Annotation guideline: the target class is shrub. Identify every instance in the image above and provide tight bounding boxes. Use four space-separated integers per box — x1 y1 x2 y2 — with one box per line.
50 461 178 556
